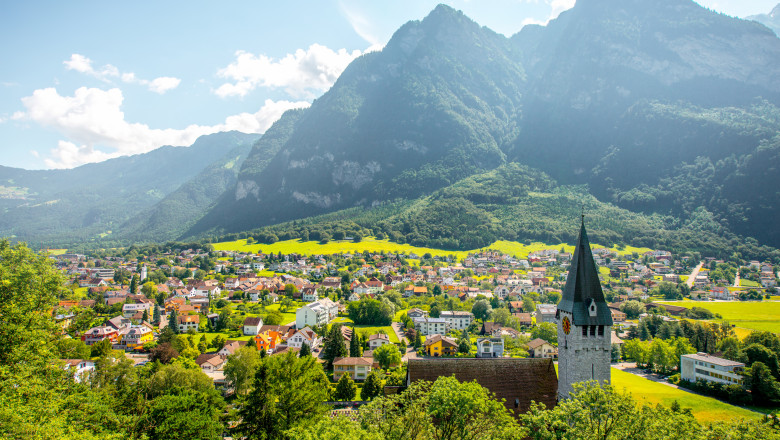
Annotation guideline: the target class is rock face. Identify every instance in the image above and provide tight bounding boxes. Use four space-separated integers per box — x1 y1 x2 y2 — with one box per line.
747 3 780 36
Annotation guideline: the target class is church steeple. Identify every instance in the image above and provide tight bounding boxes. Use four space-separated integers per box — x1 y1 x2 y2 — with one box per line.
557 216 612 326
556 216 613 400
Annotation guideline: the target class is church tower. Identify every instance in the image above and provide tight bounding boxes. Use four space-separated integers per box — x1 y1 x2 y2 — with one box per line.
556 216 613 400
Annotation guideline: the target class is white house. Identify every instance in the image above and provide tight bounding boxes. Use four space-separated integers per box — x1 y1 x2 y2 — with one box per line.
476 337 504 358
62 359 95 383
681 353 745 386
368 333 391 349
242 316 264 336
122 303 152 318
286 326 322 349
413 316 448 336
301 287 319 302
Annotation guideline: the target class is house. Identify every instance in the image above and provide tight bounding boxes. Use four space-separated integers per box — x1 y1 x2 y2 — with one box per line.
177 314 200 332
196 354 227 373
81 326 120 345
527 338 557 359
535 304 557 324
121 325 154 349
480 322 502 336
424 334 458 357
242 316 264 336
406 358 557 416
286 326 322 349
218 340 248 356
610 308 627 323
407 308 426 319
254 330 283 352
301 287 319 302
368 333 391 349
476 337 504 358
105 315 132 330
647 302 688 316
494 285 511 299
513 313 533 327
681 353 744 387
333 357 373 381
440 311 474 331
122 302 152 319
413 316 448 336
62 359 96 383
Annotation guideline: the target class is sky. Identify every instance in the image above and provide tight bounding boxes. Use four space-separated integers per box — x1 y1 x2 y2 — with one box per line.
0 0 777 170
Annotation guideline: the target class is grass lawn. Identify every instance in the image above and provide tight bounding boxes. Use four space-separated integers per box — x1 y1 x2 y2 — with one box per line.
394 309 410 321
213 237 655 261
739 279 761 288
610 368 759 422
351 325 400 343
212 238 469 259
264 303 298 325
200 332 253 343
659 300 780 334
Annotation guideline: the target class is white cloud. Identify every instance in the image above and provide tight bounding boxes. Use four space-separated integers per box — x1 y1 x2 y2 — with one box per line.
339 3 382 46
549 0 576 20
64 53 181 94
16 86 309 169
214 43 374 99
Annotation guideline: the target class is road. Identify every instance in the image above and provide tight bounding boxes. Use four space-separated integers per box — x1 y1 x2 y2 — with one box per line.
733 272 740 288
686 261 704 289
391 321 418 360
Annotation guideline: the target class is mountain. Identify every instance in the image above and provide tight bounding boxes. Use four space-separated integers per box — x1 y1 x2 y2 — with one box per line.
187 0 780 253
0 131 260 247
748 3 780 36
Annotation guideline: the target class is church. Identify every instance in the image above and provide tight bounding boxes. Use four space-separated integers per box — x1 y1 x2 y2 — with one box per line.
406 217 613 414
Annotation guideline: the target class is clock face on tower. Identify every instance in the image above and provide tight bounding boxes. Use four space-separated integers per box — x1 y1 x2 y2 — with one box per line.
562 316 571 335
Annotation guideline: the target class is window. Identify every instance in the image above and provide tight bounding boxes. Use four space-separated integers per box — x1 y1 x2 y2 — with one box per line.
590 326 596 337
582 326 588 337
597 326 604 336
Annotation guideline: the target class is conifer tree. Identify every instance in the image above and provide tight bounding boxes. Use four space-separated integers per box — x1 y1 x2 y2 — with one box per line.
322 324 348 368
299 342 311 357
233 361 279 439
153 304 161 325
142 309 149 323
334 373 357 401
360 370 383 401
414 331 423 350
168 310 179 334
349 330 362 357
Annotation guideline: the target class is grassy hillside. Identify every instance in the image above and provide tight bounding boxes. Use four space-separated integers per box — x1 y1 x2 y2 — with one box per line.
658 300 780 334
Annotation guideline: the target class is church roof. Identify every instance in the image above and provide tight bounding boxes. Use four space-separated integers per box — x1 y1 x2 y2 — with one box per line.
557 218 613 326
407 358 557 415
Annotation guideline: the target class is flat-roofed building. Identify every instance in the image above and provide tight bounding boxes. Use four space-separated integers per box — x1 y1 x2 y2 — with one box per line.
681 353 744 387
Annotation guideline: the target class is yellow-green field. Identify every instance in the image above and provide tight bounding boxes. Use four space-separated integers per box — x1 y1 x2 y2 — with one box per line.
610 368 759 422
264 303 297 325
659 300 780 334
213 238 469 259
213 237 654 260
47 248 67 255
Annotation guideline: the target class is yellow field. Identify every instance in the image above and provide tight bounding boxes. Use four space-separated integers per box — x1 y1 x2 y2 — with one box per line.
611 368 760 422
213 237 654 260
659 300 780 334
46 248 67 255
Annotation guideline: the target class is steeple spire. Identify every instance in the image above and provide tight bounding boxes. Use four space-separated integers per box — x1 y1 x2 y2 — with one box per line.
557 217 612 326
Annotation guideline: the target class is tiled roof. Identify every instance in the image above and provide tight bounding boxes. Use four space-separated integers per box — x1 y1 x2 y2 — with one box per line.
527 338 550 349
407 358 557 415
333 357 372 366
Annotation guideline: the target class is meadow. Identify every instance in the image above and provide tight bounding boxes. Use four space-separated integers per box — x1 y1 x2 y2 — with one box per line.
658 300 780 334
212 237 653 261
610 368 760 422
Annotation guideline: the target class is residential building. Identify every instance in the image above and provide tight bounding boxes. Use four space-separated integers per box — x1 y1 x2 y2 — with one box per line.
295 298 338 329
301 287 319 302
242 316 264 336
535 304 557 324
368 333 390 349
333 357 373 381
218 340 248 356
62 359 95 383
527 338 557 359
681 353 745 386
413 316 448 336
476 337 504 358
440 311 474 331
407 308 426 319
177 314 200 333
122 325 154 349
286 326 322 349
424 334 458 357
81 326 120 345
254 330 283 352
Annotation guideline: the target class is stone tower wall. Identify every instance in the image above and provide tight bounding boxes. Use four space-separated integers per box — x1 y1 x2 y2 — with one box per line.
557 310 612 399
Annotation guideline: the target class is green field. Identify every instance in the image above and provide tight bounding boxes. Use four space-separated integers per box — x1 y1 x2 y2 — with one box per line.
659 300 780 334
212 237 654 261
264 303 298 326
610 368 759 422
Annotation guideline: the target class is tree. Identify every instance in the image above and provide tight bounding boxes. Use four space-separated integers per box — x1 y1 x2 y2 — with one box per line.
361 370 383 401
414 331 423 350
322 324 348 368
233 361 279 440
740 343 780 377
531 322 557 344
91 339 113 358
334 373 357 401
620 300 646 320
433 285 442 296
129 274 139 294
225 345 262 395
347 298 394 325
471 299 492 322
153 304 161 325
168 310 179 334
373 343 402 370
264 310 283 325
749 362 780 405
264 351 330 430
211 335 227 351
491 307 511 326
299 341 312 357
429 304 441 318
141 281 158 298
458 338 471 354
150 342 180 364
349 331 362 357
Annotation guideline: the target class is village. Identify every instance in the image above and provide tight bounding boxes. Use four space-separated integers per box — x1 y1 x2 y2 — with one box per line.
49 239 780 409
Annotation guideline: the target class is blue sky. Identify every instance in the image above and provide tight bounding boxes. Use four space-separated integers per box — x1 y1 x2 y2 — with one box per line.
1 0 776 169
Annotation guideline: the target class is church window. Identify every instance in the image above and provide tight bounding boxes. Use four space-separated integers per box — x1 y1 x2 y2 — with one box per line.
582 326 588 337
589 326 596 336
597 325 604 336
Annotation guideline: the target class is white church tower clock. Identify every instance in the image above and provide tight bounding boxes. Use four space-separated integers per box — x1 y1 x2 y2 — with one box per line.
556 216 613 399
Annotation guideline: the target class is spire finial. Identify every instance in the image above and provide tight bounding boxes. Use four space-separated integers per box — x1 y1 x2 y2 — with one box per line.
581 203 585 224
